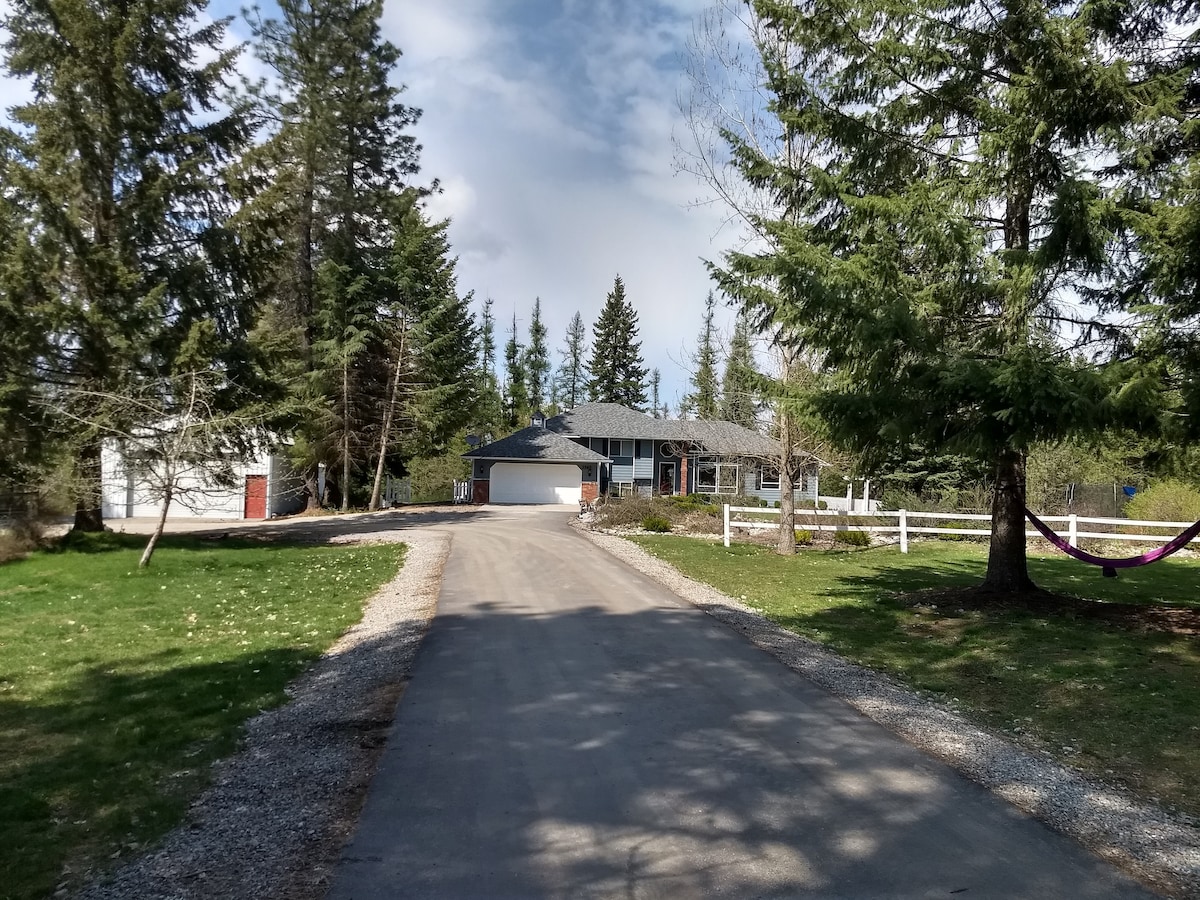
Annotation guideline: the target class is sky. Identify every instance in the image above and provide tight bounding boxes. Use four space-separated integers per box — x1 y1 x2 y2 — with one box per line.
0 0 750 413
381 0 741 411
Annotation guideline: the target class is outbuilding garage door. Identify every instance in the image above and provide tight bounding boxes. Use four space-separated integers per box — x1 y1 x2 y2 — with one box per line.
489 462 582 504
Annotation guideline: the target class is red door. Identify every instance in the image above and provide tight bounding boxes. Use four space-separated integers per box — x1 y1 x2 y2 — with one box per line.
244 475 267 519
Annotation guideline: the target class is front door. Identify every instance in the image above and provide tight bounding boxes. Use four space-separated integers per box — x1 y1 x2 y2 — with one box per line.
658 462 676 496
244 475 267 519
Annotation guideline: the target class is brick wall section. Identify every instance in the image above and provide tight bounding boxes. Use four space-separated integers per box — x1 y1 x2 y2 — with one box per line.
472 480 490 503
680 454 689 496
581 481 598 503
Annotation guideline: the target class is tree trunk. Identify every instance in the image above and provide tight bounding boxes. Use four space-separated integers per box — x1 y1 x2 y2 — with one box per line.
139 486 172 568
369 324 406 511
981 450 1035 592
777 409 796 556
342 353 352 512
73 437 105 532
303 468 321 512
776 345 797 555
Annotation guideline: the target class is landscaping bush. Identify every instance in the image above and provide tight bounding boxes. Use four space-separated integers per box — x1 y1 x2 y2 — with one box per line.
834 529 871 547
641 514 672 533
794 529 813 545
1125 479 1200 524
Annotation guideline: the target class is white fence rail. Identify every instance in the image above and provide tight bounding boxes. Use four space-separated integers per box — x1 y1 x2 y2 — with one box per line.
453 480 471 504
722 505 1200 553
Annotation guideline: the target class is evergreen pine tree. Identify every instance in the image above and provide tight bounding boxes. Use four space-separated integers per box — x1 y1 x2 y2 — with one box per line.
555 311 589 409
720 313 758 428
649 369 662 419
503 313 529 428
686 291 721 419
476 297 504 434
1 0 256 530
250 0 423 509
387 194 478 456
523 297 550 412
587 276 648 408
713 0 1188 591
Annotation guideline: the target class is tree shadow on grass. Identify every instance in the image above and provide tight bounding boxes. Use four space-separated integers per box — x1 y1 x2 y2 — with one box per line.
0 646 318 900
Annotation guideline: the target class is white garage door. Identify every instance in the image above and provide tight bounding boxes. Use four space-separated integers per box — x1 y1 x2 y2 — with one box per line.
490 462 582 504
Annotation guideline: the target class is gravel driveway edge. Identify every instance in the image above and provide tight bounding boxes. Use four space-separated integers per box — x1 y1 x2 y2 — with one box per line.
76 528 449 900
580 526 1200 899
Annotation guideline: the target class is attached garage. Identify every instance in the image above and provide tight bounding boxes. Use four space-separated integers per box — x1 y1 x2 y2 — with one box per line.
464 425 609 505
489 462 582 504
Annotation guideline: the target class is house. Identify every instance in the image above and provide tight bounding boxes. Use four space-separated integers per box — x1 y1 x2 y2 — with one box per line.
464 403 824 505
100 440 306 521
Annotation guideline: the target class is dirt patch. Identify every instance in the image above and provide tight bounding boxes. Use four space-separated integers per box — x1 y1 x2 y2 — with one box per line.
898 585 1200 635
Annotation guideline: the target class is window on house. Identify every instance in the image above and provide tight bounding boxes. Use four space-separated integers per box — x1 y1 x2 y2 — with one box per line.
759 466 780 490
696 460 740 494
637 440 653 458
590 438 608 456
612 439 633 458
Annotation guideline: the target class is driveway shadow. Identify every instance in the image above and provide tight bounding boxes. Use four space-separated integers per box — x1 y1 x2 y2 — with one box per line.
333 599 1159 899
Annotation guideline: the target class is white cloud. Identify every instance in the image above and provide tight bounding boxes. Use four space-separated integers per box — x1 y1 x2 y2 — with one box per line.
382 0 745 406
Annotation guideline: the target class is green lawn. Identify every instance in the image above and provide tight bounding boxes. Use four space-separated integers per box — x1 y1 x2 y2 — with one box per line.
0 533 405 900
631 536 1200 819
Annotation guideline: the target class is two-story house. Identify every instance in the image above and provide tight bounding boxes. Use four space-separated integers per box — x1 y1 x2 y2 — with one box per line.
464 403 823 505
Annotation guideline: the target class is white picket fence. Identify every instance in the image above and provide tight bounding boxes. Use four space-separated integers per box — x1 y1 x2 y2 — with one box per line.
722 505 1200 553
452 479 471 504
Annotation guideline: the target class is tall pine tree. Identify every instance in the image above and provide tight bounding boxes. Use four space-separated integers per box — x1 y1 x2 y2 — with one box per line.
523 297 550 412
250 0 423 509
685 291 721 418
2 0 256 530
587 276 648 408
720 312 758 428
475 297 504 436
503 312 529 428
555 311 589 410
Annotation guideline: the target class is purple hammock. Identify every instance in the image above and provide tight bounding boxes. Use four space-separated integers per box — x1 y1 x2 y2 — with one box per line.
1023 507 1200 578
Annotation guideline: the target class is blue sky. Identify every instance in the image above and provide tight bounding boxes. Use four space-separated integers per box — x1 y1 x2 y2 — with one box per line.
1 0 746 410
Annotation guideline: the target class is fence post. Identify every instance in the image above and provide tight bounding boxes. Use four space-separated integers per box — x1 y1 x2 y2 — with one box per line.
1068 513 1078 548
723 504 730 548
899 509 908 554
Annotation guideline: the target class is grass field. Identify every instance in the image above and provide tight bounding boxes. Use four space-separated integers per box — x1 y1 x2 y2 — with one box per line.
630 536 1200 820
0 532 405 900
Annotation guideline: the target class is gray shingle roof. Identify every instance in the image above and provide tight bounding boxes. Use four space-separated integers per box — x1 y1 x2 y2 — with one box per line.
469 404 826 464
673 419 778 457
546 403 677 440
548 403 778 457
462 426 609 463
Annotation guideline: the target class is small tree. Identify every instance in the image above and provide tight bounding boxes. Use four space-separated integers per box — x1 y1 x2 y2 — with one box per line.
55 374 270 567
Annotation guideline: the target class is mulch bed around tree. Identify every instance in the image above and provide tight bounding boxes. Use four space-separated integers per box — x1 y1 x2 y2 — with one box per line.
897 586 1200 635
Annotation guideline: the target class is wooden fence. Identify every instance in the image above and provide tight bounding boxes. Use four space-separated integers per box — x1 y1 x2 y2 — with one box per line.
722 505 1200 553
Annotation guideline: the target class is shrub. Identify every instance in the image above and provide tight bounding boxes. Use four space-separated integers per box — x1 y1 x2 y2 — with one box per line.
773 500 780 508
641 514 672 533
1125 480 1200 524
0 519 46 565
834 529 871 547
794 529 813 545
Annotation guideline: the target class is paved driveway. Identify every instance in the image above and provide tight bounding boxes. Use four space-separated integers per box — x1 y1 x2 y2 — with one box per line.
330 506 1156 899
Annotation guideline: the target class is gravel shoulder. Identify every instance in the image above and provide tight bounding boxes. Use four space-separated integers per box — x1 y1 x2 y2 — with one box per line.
580 524 1200 900
76 526 449 900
